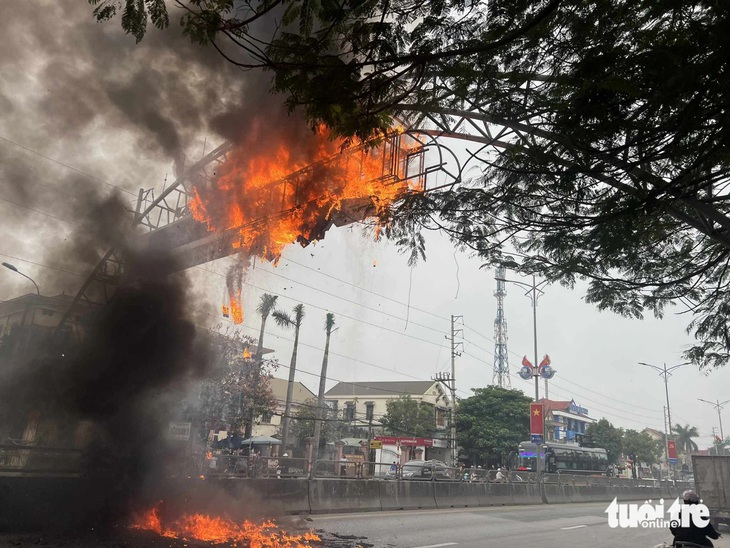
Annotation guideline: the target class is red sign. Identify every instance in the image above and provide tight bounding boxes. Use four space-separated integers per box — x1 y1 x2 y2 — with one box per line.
530 403 544 435
374 436 434 447
667 439 678 460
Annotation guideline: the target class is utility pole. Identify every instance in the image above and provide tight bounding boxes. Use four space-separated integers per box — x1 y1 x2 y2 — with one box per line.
698 398 730 442
311 313 336 476
435 315 462 467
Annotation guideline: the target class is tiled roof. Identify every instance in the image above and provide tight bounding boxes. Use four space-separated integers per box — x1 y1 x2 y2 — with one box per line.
325 380 437 397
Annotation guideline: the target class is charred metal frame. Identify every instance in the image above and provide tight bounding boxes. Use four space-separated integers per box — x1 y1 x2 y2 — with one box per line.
57 113 507 332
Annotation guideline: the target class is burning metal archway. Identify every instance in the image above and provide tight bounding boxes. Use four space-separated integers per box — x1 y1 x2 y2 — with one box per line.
57 111 500 330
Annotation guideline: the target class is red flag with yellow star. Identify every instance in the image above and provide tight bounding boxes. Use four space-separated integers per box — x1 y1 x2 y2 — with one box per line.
530 403 544 436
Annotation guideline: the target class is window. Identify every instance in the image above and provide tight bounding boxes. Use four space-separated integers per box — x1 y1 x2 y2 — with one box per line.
260 412 273 424
365 402 374 421
436 408 447 427
345 402 356 421
41 309 54 317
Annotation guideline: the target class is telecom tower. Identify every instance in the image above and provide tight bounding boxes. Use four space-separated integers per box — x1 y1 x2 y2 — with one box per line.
493 267 511 388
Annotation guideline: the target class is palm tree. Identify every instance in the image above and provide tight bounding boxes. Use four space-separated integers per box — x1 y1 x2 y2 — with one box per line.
674 424 699 455
272 303 305 449
311 313 336 471
244 293 279 438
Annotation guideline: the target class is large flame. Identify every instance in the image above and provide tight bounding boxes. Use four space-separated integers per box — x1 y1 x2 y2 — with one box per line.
190 126 421 262
130 505 319 547
191 126 422 324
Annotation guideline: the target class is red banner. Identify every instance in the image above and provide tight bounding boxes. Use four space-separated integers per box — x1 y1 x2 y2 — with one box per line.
667 439 678 460
530 403 544 435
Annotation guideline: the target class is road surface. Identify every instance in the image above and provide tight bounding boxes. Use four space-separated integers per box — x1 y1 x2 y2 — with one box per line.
309 502 729 548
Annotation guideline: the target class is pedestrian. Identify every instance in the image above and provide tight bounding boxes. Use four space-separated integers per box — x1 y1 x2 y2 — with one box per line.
340 455 348 477
496 467 507 482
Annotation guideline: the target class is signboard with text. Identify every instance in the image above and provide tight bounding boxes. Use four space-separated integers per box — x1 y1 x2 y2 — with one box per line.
374 436 434 447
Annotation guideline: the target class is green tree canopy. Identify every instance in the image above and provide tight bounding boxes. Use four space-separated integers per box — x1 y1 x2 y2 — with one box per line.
289 398 347 444
456 387 531 464
380 395 436 438
91 0 730 368
585 419 623 464
622 429 662 465
674 424 699 455
196 327 278 435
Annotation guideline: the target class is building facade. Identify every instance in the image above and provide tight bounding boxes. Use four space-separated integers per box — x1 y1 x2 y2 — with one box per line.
253 377 316 438
323 380 451 461
539 398 597 442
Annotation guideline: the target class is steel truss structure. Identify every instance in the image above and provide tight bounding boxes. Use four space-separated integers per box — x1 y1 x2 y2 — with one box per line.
57 110 510 331
492 267 511 388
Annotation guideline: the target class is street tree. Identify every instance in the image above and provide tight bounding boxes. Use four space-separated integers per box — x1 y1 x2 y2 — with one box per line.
456 387 531 465
272 303 306 449
674 424 699 455
244 293 280 437
380 395 436 438
585 419 623 464
91 1 730 368
289 398 348 446
197 327 278 436
622 429 662 466
312 312 336 456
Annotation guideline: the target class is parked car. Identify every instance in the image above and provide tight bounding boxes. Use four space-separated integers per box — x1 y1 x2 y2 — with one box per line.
385 459 452 480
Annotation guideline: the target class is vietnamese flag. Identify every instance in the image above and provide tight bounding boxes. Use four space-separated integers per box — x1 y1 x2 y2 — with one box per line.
667 440 677 460
530 403 544 435
522 356 533 368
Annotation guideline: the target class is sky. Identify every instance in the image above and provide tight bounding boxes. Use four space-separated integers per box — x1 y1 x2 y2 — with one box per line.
1 0 728 451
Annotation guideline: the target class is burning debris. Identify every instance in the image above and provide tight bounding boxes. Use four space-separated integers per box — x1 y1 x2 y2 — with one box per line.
129 504 319 548
190 125 423 323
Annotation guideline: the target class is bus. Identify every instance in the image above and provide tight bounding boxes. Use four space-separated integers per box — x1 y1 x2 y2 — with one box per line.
515 441 609 474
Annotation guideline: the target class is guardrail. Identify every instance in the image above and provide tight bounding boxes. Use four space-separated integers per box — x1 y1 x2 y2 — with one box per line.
0 444 81 476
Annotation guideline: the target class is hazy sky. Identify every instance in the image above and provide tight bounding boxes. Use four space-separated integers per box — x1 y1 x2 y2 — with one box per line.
1 0 728 451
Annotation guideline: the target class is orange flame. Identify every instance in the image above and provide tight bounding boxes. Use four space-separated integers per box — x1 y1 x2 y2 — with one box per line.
130 505 319 547
243 348 253 359
190 126 422 264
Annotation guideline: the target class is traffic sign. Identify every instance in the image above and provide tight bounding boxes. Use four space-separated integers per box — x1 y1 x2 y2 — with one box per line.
531 434 544 444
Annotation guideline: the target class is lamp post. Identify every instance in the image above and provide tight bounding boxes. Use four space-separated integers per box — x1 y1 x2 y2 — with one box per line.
2 262 40 296
495 273 549 401
2 262 41 348
638 361 690 475
698 398 730 445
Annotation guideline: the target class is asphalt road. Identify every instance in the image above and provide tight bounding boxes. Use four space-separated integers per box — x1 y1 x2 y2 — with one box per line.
309 502 729 548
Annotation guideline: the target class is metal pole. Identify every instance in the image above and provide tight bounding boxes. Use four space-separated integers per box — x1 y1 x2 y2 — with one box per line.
662 364 673 436
718 402 725 441
450 315 458 467
532 275 539 403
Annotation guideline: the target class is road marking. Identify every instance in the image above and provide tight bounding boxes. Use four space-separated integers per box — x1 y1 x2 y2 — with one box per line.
560 525 587 530
412 543 458 548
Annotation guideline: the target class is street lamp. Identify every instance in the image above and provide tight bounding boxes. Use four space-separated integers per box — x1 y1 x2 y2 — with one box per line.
698 398 730 444
638 361 690 476
2 262 40 295
495 273 549 401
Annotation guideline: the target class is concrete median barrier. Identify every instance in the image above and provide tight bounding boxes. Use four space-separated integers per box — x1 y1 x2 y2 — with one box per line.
543 482 568 504
477 482 513 506
511 482 543 505
309 479 381 514
379 480 436 510
245 478 311 514
433 481 480 508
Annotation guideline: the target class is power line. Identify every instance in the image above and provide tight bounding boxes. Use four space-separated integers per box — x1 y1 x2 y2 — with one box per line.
0 134 137 197
0 195 80 227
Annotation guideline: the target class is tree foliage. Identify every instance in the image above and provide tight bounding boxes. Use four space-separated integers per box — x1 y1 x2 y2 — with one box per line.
456 387 531 463
289 398 347 444
196 327 278 435
585 418 624 464
380 395 436 438
622 429 663 465
674 423 699 455
91 0 730 367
